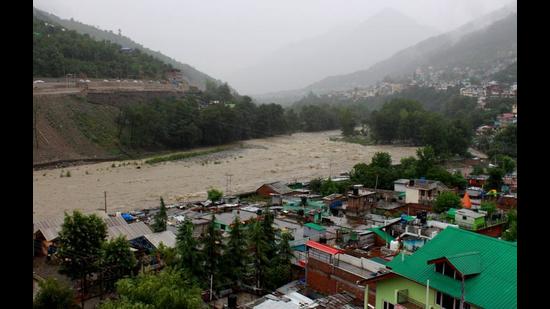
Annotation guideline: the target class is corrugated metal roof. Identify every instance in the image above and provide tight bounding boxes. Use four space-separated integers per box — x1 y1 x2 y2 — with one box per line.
368 227 395 243
104 216 128 227
108 221 152 241
267 181 292 195
34 212 116 242
306 240 342 255
386 227 516 308
445 252 482 276
144 230 176 248
34 216 65 241
304 223 326 231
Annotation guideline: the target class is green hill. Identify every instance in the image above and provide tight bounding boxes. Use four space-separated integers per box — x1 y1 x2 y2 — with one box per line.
33 7 219 89
33 16 173 79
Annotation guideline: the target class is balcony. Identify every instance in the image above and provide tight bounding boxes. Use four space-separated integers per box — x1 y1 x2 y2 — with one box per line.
397 290 425 309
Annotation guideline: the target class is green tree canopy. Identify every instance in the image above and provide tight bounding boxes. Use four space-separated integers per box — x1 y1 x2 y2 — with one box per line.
207 188 223 202
57 211 107 290
434 191 461 213
100 236 137 290
33 278 77 309
98 268 202 309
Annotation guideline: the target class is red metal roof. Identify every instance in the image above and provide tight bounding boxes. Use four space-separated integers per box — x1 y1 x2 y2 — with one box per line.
306 240 343 255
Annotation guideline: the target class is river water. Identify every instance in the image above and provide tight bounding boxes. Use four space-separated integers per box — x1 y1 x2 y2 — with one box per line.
33 131 418 220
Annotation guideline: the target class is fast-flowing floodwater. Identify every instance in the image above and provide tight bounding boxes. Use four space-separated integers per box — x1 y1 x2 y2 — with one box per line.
33 131 418 220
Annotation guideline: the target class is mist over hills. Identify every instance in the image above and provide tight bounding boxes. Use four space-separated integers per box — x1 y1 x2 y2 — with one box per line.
255 4 516 105
227 8 438 95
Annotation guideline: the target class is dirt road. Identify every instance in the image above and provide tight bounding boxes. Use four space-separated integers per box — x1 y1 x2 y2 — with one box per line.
33 131 417 220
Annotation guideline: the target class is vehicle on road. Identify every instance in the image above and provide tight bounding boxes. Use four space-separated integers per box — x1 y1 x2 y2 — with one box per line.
33 80 45 84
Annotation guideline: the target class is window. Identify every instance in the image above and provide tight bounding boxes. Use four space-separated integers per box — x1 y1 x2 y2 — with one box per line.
383 301 395 309
436 291 467 309
435 263 444 273
462 216 467 220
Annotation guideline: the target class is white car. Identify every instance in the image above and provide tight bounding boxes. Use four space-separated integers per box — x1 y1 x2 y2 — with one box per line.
133 80 138 83
103 79 109 82
116 80 121 82
33 80 45 84
85 80 91 83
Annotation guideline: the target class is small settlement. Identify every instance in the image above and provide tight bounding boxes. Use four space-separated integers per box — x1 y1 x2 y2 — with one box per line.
33 163 517 308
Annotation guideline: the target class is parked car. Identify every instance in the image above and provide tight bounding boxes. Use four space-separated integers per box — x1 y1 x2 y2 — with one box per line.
33 80 45 84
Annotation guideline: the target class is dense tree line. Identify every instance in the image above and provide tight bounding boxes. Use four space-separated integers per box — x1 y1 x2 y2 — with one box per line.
33 17 172 79
116 84 366 151
348 149 467 191
368 98 474 157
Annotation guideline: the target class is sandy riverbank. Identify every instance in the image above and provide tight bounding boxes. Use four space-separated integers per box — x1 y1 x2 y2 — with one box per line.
33 131 418 220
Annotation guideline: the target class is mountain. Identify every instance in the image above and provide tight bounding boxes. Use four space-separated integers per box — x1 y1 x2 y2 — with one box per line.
33 7 219 89
257 4 517 104
227 8 438 95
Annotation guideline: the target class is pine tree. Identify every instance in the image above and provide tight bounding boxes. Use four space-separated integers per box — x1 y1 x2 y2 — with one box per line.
261 207 277 260
175 220 202 279
224 216 248 284
202 214 224 290
247 219 270 288
152 197 167 232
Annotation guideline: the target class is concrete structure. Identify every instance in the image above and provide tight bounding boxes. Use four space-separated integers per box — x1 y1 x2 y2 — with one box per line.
454 209 486 231
404 179 448 204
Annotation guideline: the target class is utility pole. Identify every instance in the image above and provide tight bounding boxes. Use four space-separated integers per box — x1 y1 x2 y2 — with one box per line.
225 173 233 195
375 174 379 190
104 191 107 214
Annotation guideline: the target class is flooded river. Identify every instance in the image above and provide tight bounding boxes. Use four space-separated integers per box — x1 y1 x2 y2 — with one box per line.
33 131 418 220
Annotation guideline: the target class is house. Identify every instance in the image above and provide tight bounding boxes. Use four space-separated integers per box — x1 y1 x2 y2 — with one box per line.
453 209 486 231
467 175 489 188
256 181 293 197
346 185 376 217
214 209 258 232
305 240 390 307
369 227 516 309
404 179 449 204
33 212 126 256
393 179 409 193
303 223 327 242
322 193 345 213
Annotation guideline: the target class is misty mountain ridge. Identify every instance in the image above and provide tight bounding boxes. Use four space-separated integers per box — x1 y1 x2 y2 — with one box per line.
227 8 438 95
255 5 517 104
33 7 221 90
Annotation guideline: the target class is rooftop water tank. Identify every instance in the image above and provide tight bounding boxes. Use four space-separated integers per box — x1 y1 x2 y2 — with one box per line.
390 240 399 251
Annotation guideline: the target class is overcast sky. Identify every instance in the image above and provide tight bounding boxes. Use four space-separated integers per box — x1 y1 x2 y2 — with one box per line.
34 0 512 83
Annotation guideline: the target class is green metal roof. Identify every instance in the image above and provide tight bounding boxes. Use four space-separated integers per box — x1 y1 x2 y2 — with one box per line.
304 222 326 231
368 227 395 243
447 208 457 217
386 227 517 309
446 252 482 276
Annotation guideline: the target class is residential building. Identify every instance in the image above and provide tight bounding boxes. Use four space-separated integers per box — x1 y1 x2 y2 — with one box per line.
453 209 486 231
393 179 409 193
368 227 516 309
303 223 327 242
404 179 448 205
256 181 293 197
346 185 376 218
305 241 390 307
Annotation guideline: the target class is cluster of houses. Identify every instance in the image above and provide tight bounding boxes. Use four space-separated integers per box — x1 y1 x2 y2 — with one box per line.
460 81 517 110
33 168 517 308
326 82 408 102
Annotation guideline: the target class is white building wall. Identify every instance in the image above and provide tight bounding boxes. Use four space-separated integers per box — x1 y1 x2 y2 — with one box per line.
405 187 419 204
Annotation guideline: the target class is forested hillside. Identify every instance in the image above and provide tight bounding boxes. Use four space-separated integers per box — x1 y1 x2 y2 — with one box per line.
33 17 172 79
33 7 218 89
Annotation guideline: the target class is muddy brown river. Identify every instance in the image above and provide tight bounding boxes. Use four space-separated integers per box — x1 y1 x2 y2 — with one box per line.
33 131 418 220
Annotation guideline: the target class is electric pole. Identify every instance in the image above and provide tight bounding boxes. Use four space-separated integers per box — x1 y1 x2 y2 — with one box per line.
225 173 233 195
